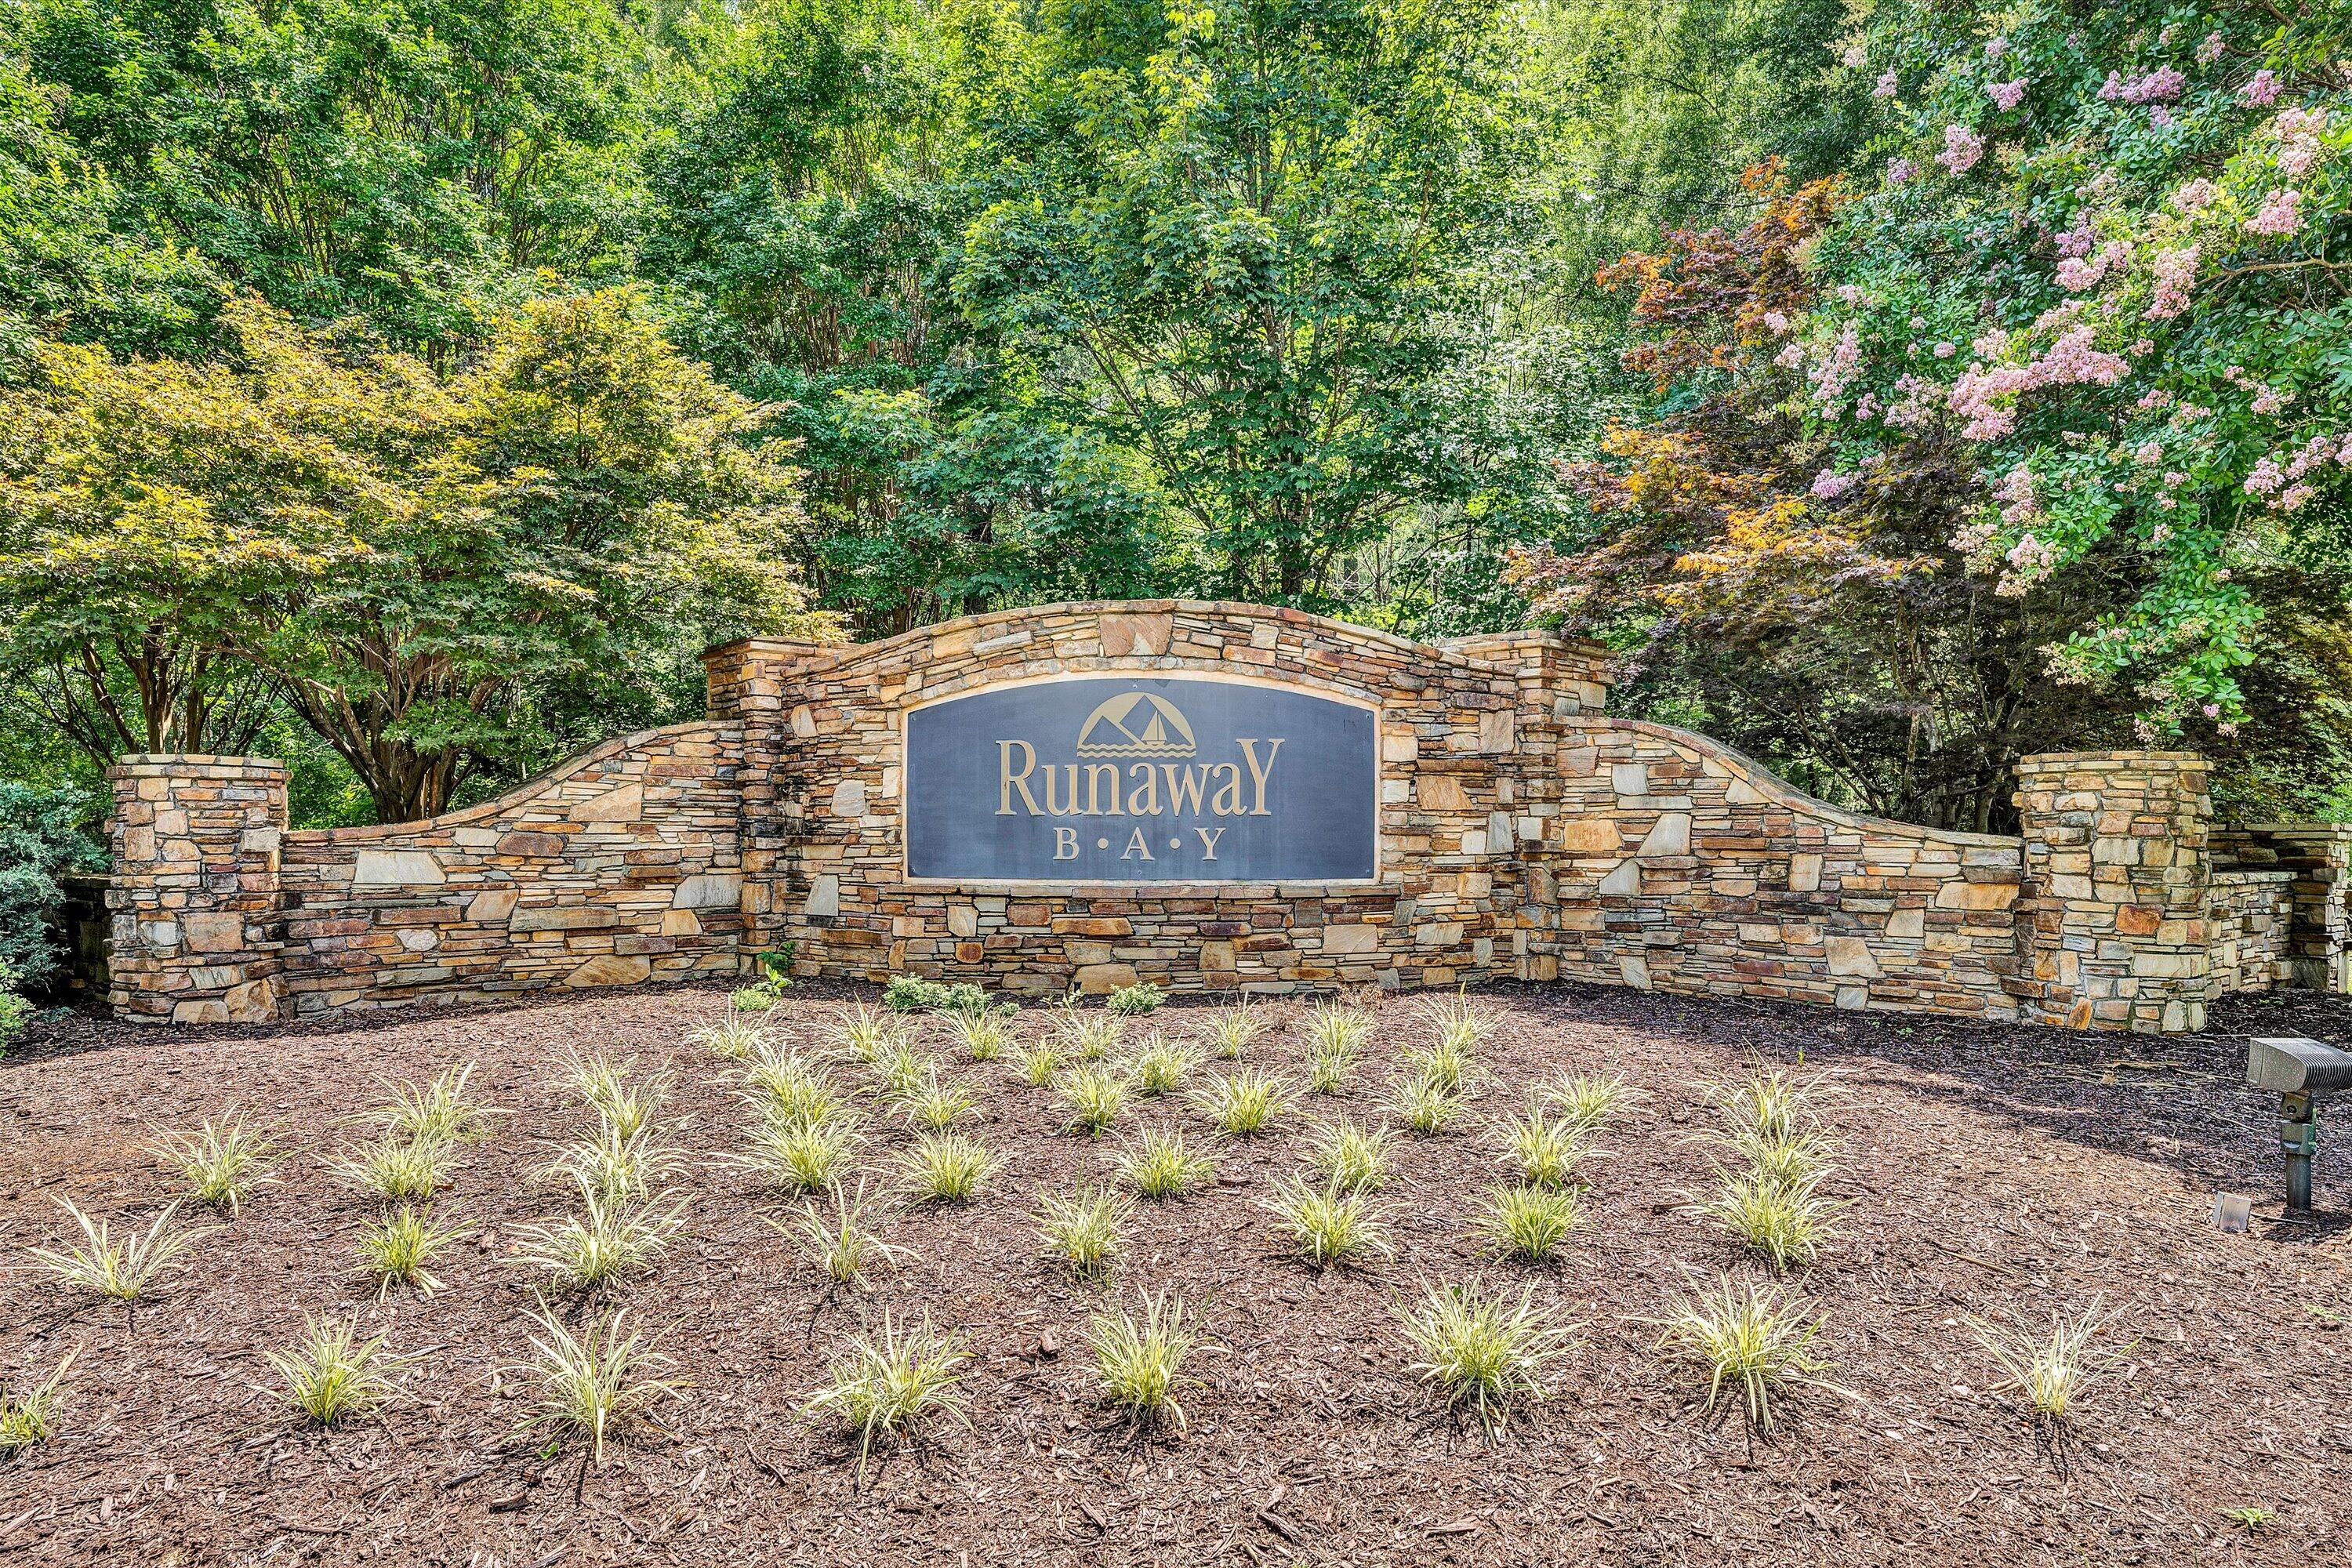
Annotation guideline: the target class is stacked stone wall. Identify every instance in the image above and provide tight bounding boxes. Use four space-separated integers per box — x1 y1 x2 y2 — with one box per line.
2207 870 2292 996
273 724 746 1014
1518 719 2024 1019
99 601 2351 1030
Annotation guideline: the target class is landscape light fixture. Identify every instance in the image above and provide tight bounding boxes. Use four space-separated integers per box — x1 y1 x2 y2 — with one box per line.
2244 1036 2352 1211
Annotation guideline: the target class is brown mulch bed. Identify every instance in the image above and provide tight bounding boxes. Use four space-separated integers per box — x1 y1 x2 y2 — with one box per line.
2 981 2349 1566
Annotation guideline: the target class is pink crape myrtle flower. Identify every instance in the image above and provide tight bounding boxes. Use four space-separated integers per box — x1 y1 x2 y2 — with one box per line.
1938 125 1985 176
2147 245 2198 320
2169 178 2220 214
2274 108 2330 177
1988 78 2027 111
1841 45 1867 69
2118 67 2185 104
2247 189 2303 236
1874 68 1899 99
2240 71 2279 107
1810 468 1857 500
1886 156 1917 185
2196 31 2224 67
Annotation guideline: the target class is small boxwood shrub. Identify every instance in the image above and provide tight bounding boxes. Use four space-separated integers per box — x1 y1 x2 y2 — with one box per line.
1107 982 1167 1016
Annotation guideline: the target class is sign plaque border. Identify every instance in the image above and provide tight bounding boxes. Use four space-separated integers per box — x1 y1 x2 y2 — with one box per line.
898 670 1384 891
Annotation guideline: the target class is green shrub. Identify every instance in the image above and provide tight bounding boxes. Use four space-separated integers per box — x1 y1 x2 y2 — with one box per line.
884 975 953 1012
938 982 992 1015
1107 982 1167 1016
0 782 104 993
884 975 986 1014
0 963 28 1058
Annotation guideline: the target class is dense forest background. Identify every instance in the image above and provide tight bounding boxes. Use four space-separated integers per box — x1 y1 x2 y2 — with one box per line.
2 0 2347 989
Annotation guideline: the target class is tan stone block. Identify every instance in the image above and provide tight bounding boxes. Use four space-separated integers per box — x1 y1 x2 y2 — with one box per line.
662 909 702 937
497 830 564 858
1557 818 1621 855
672 873 742 910
946 904 979 938
1618 954 1651 990
1053 916 1134 937
1886 908 1925 939
1074 962 1138 994
510 906 619 932
1825 937 1882 978
566 954 653 987
123 826 156 861
467 888 520 924
1098 611 1172 656
183 913 245 953
1636 812 1691 857
1935 878 2015 910
1419 776 1469 811
571 782 644 823
223 977 280 1022
1477 710 1516 753
1320 924 1379 955
172 997 230 1025
354 848 445 885
2114 903 2161 936
1199 940 1236 972
1788 853 1823 893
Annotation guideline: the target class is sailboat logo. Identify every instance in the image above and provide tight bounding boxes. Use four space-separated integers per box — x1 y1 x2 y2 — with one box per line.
1074 691 1197 758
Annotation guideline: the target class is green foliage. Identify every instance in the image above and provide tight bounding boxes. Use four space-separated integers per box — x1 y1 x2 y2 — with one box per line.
1089 1290 1198 1428
884 975 954 1013
149 1112 279 1217
268 1316 399 1426
0 1349 74 1454
1261 1176 1394 1269
0 963 27 1057
1654 1275 1841 1436
1193 1069 1296 1137
1036 1183 1131 1277
1397 1279 1577 1434
1105 982 1165 1017
1114 1126 1218 1200
1475 1183 1586 1264
897 1132 1002 1203
357 1206 469 1298
517 1303 684 1467
0 782 102 990
0 291 831 819
802 1311 972 1474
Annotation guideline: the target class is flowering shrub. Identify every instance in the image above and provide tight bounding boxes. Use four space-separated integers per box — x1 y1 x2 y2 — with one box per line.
1788 2 2349 733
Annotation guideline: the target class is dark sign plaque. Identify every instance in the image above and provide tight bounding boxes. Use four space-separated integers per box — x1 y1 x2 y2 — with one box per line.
904 676 1378 883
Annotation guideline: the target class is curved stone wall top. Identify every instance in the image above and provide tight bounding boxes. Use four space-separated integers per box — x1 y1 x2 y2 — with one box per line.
281 721 733 848
703 601 1613 713
1564 713 2023 858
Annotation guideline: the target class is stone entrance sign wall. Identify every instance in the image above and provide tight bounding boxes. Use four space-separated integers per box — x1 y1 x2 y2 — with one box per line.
103 601 2350 1031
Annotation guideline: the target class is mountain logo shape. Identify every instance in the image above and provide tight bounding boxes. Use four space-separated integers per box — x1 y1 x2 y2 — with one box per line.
1074 691 1198 758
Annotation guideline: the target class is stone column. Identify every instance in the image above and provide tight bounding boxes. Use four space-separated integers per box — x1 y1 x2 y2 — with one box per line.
2013 751 2212 1033
107 756 289 1025
704 637 840 975
2212 823 2351 992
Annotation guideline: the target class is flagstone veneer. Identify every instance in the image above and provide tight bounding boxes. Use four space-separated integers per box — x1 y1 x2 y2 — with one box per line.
105 601 2346 1031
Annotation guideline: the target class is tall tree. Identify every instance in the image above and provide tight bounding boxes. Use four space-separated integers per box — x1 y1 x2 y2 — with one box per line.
17 0 648 350
950 0 1541 608
0 291 835 822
